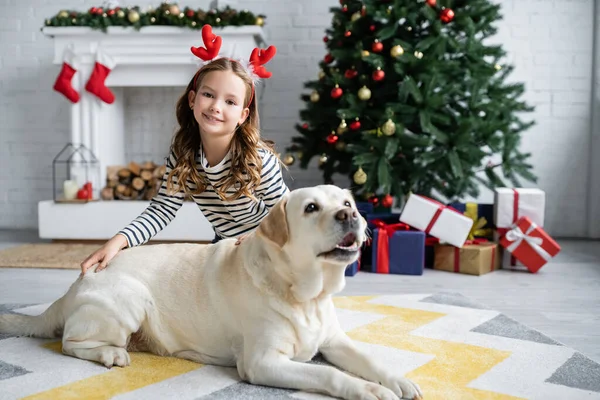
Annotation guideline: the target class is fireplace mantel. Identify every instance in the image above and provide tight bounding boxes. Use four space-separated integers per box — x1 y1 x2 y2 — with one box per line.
42 26 266 87
39 26 266 241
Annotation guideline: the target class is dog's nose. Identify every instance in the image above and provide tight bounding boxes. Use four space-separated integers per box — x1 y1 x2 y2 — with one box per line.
335 208 358 221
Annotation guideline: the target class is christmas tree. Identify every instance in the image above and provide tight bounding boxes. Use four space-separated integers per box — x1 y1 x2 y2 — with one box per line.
284 0 536 208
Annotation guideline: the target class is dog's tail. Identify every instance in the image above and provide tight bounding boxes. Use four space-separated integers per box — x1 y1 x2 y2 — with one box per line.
0 296 65 338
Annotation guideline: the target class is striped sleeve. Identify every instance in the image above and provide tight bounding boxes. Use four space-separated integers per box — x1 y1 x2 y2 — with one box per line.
118 150 185 247
254 149 289 210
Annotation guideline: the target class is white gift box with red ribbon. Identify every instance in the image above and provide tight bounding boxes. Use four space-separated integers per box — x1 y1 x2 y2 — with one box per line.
399 193 473 248
499 216 560 273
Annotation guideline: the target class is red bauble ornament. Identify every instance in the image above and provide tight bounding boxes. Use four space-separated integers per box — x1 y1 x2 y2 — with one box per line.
372 68 385 81
107 9 116 16
324 53 334 63
339 0 344 4
186 9 195 17
302 123 309 129
326 134 339 144
96 7 103 14
372 40 383 53
381 194 393 208
369 25 376 32
426 0 437 6
323 36 329 43
440 8 455 23
89 7 98 14
344 69 358 79
361 5 367 16
342 5 348 12
331 85 343 99
368 196 379 206
344 30 352 37
350 120 361 130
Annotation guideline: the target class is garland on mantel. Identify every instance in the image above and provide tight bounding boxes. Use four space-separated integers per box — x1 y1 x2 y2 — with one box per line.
43 2 266 32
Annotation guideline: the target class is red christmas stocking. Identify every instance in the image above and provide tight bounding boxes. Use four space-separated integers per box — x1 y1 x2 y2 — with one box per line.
85 49 116 104
53 48 80 103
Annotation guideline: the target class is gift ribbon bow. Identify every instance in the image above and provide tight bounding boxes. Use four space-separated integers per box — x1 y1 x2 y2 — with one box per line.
504 221 551 262
372 220 410 274
465 202 492 240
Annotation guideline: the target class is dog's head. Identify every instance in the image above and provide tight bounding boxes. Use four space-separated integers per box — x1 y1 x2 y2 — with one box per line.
257 185 367 266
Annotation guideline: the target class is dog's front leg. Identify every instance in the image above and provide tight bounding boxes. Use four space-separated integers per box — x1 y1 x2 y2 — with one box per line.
320 331 423 400
242 348 399 400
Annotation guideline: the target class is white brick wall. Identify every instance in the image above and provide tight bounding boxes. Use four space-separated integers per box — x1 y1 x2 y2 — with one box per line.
0 0 597 238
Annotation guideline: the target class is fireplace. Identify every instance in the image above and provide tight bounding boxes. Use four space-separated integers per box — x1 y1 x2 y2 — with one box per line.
38 25 265 241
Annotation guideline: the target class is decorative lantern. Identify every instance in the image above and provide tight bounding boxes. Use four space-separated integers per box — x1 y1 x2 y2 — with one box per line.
52 143 100 203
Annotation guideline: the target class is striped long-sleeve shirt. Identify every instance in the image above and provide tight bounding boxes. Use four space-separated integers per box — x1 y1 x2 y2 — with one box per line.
118 146 289 247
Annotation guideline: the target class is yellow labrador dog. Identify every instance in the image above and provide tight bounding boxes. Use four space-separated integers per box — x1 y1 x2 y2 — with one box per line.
0 185 422 400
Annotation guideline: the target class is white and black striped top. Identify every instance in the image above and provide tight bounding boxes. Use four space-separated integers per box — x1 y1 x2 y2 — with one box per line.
118 146 289 247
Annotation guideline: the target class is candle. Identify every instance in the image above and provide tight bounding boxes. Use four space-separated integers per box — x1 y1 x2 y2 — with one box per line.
63 180 78 200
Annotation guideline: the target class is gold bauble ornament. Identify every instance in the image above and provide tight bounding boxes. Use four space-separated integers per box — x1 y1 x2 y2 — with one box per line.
335 141 346 151
128 10 140 23
353 167 367 185
283 154 295 166
169 5 180 15
358 86 371 101
351 12 361 22
414 51 424 59
319 154 328 166
337 119 347 134
495 63 502 70
310 90 320 103
318 69 325 79
117 9 125 18
151 17 156 23
58 10 69 18
256 16 265 26
361 50 370 58
390 45 404 57
382 119 396 136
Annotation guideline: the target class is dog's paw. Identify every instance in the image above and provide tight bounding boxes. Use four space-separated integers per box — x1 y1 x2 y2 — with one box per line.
380 375 422 400
99 347 131 368
352 381 399 400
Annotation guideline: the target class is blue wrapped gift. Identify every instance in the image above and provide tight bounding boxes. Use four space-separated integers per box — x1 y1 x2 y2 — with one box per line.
371 226 425 275
356 201 374 217
447 202 494 239
358 213 402 270
345 259 359 276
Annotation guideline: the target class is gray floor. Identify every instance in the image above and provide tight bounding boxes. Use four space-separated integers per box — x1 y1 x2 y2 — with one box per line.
1 229 599 362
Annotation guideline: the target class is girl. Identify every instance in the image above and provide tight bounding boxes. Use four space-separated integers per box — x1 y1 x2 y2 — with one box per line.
81 25 288 274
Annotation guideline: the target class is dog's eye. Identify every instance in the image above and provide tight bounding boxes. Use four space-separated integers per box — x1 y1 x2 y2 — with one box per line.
304 203 319 213
344 201 351 207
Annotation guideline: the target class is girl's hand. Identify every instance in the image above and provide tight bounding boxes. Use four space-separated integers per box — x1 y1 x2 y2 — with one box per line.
235 234 248 245
80 234 128 274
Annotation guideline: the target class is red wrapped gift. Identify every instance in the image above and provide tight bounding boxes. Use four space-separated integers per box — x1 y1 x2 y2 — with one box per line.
499 216 561 273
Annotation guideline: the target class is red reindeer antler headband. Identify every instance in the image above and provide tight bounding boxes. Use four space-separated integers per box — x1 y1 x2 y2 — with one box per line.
191 24 277 107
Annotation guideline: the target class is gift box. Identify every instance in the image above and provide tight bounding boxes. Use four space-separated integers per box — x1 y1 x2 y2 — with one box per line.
356 201 374 216
499 216 560 273
345 259 359 276
424 236 439 268
371 221 425 275
494 188 545 267
356 213 402 270
399 193 473 248
434 241 500 276
448 201 494 240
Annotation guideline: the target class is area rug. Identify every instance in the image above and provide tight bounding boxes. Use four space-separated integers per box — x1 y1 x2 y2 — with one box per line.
0 244 100 269
1 293 599 400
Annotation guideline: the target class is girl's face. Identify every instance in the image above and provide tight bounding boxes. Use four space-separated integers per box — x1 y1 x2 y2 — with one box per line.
189 70 250 139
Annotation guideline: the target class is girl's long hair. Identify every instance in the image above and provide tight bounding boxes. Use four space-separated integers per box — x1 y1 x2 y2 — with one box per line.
166 58 279 201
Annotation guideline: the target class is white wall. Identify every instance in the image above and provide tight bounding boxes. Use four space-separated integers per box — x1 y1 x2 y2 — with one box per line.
0 0 597 237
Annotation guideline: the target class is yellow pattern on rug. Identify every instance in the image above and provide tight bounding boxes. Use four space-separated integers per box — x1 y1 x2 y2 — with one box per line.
333 296 524 400
23 342 203 400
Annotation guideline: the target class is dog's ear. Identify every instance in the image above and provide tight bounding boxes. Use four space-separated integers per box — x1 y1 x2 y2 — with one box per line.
257 197 289 247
